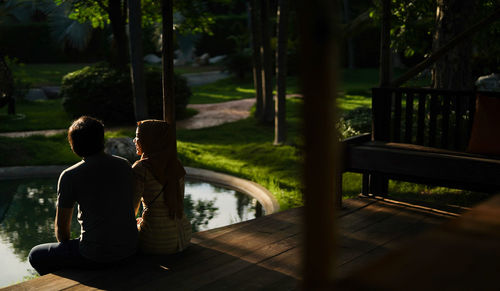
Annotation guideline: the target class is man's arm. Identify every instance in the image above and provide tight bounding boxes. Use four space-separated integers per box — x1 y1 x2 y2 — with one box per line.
55 207 73 242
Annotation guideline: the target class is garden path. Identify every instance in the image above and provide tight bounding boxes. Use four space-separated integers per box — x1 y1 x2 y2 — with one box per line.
0 97 256 138
0 71 253 137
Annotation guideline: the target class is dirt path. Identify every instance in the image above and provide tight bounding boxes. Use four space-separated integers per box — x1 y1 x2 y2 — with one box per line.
177 98 255 130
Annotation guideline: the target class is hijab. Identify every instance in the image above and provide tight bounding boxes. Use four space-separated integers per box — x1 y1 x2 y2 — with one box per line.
134 120 186 219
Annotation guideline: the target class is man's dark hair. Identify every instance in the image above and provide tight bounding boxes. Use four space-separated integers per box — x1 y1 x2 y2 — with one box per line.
68 116 104 157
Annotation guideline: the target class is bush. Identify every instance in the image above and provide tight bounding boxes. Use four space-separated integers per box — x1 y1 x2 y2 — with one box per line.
61 63 191 124
223 48 252 80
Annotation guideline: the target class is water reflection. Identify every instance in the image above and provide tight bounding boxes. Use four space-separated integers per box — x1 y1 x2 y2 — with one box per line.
0 177 263 287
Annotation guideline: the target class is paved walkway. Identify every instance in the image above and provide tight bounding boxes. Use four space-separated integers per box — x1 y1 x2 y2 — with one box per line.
184 71 231 86
0 98 256 138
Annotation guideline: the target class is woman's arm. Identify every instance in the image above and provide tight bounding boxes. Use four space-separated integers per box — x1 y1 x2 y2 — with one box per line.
132 164 145 216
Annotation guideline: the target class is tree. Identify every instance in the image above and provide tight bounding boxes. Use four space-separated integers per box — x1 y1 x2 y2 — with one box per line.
56 0 214 70
390 3 500 87
128 0 148 121
342 0 355 69
260 0 274 124
431 0 478 90
60 0 129 69
161 0 176 152
379 0 391 87
0 53 15 115
274 0 288 145
249 0 263 119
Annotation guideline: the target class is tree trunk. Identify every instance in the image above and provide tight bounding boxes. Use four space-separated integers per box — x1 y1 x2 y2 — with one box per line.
128 0 148 121
249 0 264 120
432 0 477 90
260 0 274 124
108 0 129 70
343 0 355 69
0 53 15 115
299 0 341 287
391 7 500 88
274 0 288 145
379 0 391 87
161 0 176 150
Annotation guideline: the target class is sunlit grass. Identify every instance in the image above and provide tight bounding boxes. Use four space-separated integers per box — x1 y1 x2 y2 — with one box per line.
337 94 372 111
4 66 479 209
0 99 72 132
190 76 256 104
0 134 78 166
12 63 94 87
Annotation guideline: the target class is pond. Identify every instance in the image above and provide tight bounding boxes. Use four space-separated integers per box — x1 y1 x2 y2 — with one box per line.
0 178 264 288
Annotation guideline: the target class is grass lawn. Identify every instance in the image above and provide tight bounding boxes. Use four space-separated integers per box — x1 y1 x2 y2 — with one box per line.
0 65 485 209
0 99 71 132
12 63 94 87
11 63 225 87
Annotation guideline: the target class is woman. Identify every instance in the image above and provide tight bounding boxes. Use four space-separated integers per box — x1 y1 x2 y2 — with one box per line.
132 119 191 254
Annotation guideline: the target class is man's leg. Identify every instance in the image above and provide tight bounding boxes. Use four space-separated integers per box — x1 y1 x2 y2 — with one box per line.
28 239 89 275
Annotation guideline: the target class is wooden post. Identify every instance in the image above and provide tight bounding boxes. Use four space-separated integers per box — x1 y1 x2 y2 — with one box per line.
371 0 391 196
370 88 390 196
299 0 340 288
161 0 176 151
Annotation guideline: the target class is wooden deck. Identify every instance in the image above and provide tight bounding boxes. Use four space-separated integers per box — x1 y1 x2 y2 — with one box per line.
4 196 457 290
337 194 500 290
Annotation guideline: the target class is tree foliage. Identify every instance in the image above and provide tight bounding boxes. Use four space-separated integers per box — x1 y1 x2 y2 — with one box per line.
55 0 215 34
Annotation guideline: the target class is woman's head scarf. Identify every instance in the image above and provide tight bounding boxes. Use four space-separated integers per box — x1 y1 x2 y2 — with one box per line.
134 120 186 219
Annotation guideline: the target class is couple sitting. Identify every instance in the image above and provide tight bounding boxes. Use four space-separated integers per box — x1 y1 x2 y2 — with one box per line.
28 116 191 275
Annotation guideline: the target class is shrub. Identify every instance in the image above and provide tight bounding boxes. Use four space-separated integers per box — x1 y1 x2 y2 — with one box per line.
61 63 191 124
223 48 252 80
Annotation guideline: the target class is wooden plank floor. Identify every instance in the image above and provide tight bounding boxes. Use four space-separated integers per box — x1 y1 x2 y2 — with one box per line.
3 196 456 290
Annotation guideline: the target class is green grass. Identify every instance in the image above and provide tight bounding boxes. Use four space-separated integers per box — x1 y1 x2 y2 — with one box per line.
0 99 72 132
0 98 305 209
12 63 224 87
12 63 93 87
0 134 78 166
2 66 484 210
190 76 257 104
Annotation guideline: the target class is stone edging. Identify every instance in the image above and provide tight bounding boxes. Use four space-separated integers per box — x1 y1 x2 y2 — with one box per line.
0 165 68 180
0 165 280 214
184 167 280 214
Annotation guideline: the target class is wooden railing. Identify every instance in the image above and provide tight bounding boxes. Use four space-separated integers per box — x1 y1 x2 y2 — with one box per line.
372 87 485 151
343 87 500 196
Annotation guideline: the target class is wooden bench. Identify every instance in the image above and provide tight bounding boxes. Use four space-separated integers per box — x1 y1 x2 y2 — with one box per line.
342 87 500 196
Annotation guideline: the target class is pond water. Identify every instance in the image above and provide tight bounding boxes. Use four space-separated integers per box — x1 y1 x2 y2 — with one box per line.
0 178 263 288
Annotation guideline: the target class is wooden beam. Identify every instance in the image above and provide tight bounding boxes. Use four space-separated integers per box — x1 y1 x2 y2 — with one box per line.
299 0 341 288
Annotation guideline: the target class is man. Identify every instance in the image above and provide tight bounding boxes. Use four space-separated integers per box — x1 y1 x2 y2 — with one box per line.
29 116 138 275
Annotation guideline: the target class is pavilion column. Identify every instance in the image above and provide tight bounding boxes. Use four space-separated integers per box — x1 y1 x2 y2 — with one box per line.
299 0 341 288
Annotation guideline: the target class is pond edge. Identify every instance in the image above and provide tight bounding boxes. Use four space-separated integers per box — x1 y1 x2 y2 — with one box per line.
0 165 280 214
184 167 280 214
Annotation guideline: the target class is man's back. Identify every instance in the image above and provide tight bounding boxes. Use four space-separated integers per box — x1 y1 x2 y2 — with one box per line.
58 152 138 262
